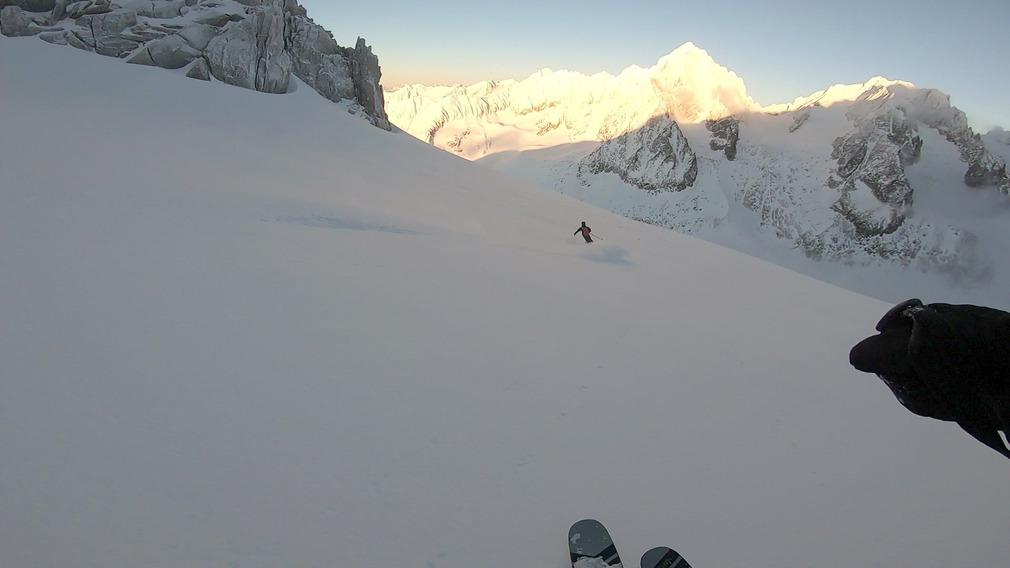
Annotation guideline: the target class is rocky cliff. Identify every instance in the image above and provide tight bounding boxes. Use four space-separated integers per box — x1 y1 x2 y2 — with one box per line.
1 0 390 129
577 114 698 193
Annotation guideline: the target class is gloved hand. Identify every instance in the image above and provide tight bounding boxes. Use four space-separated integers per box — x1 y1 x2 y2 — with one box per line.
850 298 1010 459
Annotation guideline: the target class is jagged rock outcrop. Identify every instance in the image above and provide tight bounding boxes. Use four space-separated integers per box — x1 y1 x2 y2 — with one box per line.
823 85 1008 243
706 116 739 160
577 114 698 193
1 0 390 129
77 9 140 56
286 13 354 104
940 121 1008 191
348 37 385 128
900 87 1009 193
828 121 916 236
203 4 291 94
129 31 205 70
965 150 1008 189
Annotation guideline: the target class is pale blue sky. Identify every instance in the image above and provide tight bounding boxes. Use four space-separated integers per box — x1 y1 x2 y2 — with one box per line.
298 0 1008 131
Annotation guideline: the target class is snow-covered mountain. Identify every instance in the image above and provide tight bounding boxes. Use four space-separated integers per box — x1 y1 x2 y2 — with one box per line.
385 44 1010 302
4 30 1010 568
386 42 756 150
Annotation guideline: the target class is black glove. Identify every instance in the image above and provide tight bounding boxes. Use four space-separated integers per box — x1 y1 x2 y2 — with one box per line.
850 299 1010 459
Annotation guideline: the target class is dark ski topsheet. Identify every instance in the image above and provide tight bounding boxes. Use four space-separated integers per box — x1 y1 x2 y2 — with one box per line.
640 546 691 568
569 519 622 567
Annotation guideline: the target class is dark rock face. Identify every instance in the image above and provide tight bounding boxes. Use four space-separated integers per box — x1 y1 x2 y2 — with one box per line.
286 14 355 102
965 151 1008 188
577 114 698 193
824 87 1009 241
1 0 391 129
349 37 386 129
202 4 291 94
905 87 1009 193
706 116 739 161
828 107 918 237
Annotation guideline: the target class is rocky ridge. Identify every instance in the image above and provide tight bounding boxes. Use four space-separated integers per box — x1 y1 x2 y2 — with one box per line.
1 0 390 129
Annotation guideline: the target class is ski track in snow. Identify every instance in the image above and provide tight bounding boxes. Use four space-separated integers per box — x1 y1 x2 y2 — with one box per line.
273 215 423 235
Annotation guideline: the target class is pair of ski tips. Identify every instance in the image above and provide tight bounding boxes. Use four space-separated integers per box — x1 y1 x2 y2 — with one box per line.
569 519 691 568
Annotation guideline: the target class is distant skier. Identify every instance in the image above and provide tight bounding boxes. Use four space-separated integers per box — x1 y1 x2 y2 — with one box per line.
849 298 1010 460
574 221 593 243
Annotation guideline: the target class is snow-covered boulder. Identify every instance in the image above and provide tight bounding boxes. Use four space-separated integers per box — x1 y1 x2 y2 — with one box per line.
185 57 211 81
77 10 139 56
127 32 202 69
176 23 219 51
0 5 35 35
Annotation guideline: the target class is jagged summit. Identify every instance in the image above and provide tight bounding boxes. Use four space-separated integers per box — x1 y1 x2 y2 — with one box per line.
649 42 758 122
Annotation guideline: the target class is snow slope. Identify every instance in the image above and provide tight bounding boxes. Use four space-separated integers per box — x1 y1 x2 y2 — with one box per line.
2 37 1007 568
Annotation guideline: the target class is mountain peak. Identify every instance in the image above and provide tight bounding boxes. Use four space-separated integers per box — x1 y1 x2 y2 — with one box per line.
648 42 759 122
662 41 711 60
652 42 725 78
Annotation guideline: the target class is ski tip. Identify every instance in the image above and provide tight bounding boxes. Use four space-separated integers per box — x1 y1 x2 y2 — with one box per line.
569 519 621 567
641 546 691 568
568 518 604 536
